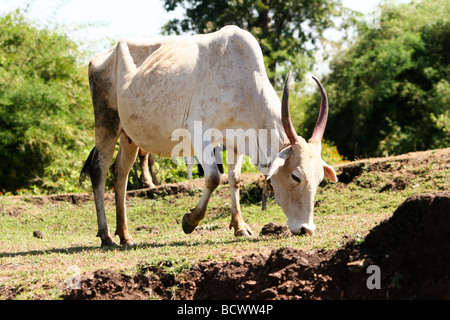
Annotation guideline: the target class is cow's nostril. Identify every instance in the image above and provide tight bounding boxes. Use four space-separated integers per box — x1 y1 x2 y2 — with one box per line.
299 224 315 236
299 227 307 236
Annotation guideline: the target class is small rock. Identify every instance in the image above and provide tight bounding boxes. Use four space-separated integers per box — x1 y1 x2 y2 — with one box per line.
298 257 309 266
245 280 257 287
268 271 283 281
33 231 44 239
136 225 159 233
259 287 277 299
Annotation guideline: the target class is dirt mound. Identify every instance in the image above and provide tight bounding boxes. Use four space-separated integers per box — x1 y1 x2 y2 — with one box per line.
62 191 450 300
260 222 289 236
176 247 335 300
336 148 449 185
353 191 450 299
63 269 150 300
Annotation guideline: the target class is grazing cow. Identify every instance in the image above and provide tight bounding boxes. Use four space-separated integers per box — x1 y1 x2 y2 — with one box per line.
80 26 337 247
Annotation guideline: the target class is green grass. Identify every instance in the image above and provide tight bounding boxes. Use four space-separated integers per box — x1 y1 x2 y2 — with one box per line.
0 148 448 299
0 187 401 299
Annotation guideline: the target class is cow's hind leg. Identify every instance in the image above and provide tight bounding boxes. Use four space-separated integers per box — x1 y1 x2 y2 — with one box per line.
113 134 139 246
139 149 157 188
228 152 253 237
147 153 160 186
81 135 118 247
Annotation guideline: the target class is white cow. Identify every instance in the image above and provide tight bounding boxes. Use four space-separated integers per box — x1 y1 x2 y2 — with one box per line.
80 26 337 247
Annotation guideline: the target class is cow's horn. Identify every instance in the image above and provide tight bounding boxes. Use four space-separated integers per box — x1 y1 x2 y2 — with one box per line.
311 76 328 143
281 71 299 145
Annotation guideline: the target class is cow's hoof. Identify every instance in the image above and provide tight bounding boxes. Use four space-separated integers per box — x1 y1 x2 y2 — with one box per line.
234 226 254 237
101 237 119 248
143 181 156 188
120 237 137 247
182 214 197 234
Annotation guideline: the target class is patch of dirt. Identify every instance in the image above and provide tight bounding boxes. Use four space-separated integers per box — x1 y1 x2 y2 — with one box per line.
0 285 23 300
62 191 450 300
336 148 449 185
0 204 25 217
63 269 150 300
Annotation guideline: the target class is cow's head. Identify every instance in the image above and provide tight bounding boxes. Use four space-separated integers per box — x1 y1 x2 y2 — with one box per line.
267 72 337 235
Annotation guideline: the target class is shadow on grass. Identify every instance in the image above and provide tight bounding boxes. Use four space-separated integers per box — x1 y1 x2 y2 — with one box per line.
137 236 263 250
0 245 114 258
0 234 265 258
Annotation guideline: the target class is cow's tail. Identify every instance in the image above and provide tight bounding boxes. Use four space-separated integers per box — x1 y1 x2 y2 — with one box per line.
79 147 96 186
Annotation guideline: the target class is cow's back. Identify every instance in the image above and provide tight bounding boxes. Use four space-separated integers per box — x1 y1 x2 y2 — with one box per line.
89 26 275 157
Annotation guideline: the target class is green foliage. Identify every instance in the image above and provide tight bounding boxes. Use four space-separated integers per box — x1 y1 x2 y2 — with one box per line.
321 140 347 165
304 0 449 159
0 10 94 193
162 0 343 87
283 90 346 165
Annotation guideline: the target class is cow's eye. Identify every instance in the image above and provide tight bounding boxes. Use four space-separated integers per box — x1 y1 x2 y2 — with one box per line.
291 173 301 184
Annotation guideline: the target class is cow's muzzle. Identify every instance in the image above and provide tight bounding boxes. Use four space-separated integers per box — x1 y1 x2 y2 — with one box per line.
299 224 315 236
289 222 316 236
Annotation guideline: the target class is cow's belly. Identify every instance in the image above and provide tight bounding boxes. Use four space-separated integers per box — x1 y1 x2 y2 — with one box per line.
117 67 205 156
118 100 189 157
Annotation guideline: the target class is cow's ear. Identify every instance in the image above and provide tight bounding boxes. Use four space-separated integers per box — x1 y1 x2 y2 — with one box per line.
322 160 337 182
266 147 292 180
266 157 286 180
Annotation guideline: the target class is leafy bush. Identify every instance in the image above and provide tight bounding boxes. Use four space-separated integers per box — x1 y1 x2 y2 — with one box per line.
0 10 94 193
321 140 347 165
303 0 450 159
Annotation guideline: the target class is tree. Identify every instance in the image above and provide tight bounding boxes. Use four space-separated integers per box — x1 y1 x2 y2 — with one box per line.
303 0 449 159
0 10 93 193
162 0 342 86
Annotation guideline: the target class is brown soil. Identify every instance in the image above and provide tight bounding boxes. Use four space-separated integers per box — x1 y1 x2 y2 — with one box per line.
63 191 450 300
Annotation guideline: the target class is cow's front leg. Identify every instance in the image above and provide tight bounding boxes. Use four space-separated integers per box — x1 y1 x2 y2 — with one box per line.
113 134 139 246
182 145 221 233
228 152 253 237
